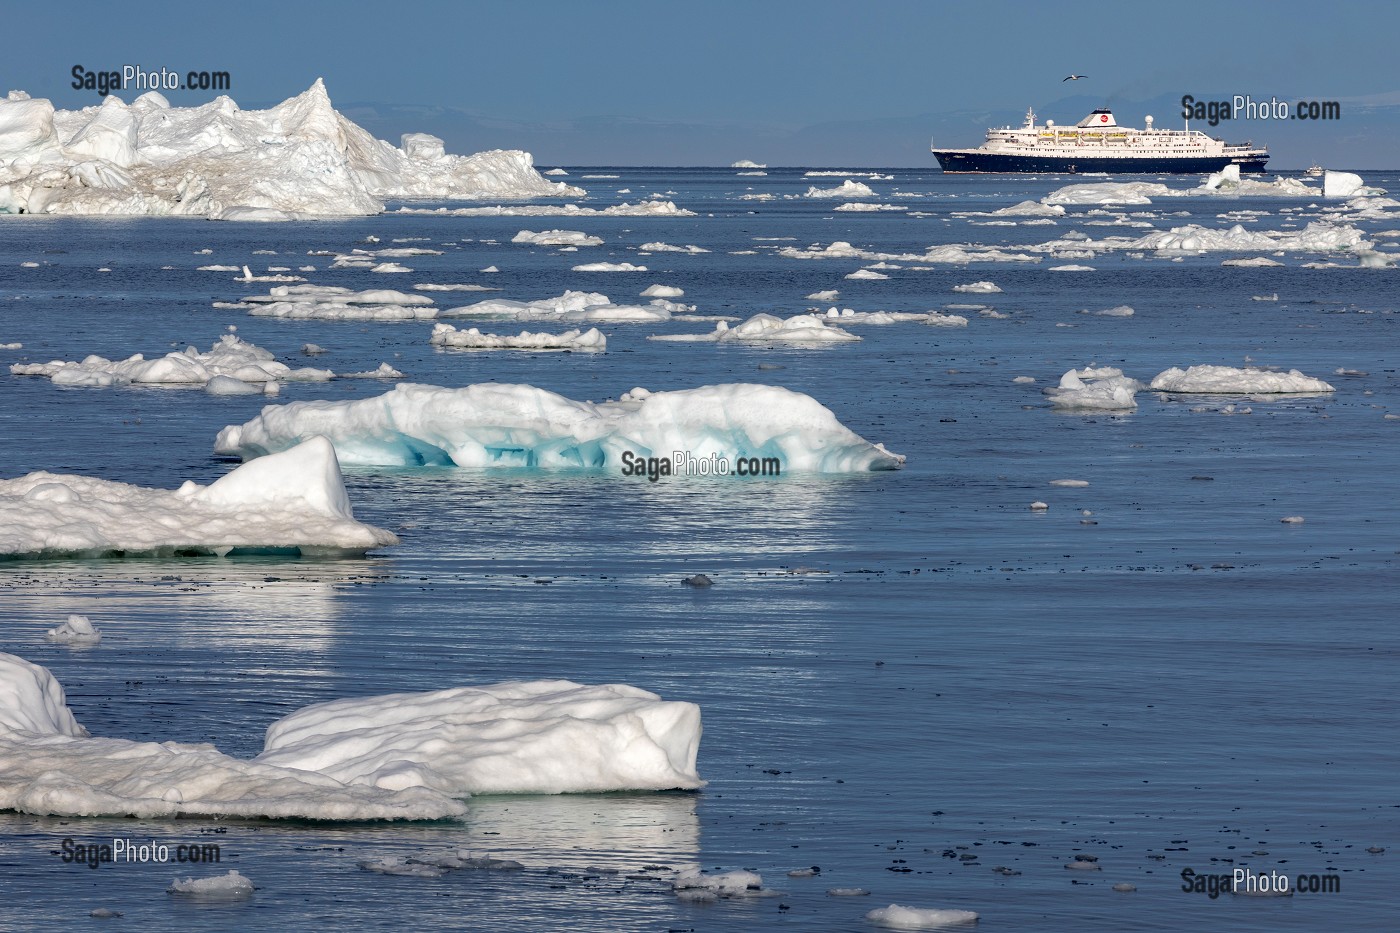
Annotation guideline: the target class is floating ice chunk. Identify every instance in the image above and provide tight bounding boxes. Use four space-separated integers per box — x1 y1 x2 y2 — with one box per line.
1049 264 1095 271
846 268 889 280
168 870 254 898
205 375 264 396
639 241 708 254
1065 859 1101 870
256 680 703 794
953 281 1000 293
1222 257 1284 267
370 262 412 273
543 168 569 175
0 342 22 350
992 199 1066 217
1051 479 1089 487
197 264 241 272
343 363 407 378
833 202 906 212
828 887 871 896
1113 883 1137 892
239 284 439 321
651 313 860 345
641 284 684 298
1029 501 1048 511
512 229 603 247
358 857 445 878
0 652 460 820
1081 305 1135 316
45 615 102 645
865 904 979 929
446 290 670 323
1013 376 1036 384
10 334 333 387
0 437 398 558
1149 365 1335 394
214 382 905 473
394 200 695 217
731 160 766 168
1044 181 1170 205
1281 515 1305 524
572 261 647 272
414 283 497 292
673 869 766 896
1324 171 1384 199
1045 366 1142 410
1126 221 1364 253
805 180 876 199
807 289 840 300
431 324 606 352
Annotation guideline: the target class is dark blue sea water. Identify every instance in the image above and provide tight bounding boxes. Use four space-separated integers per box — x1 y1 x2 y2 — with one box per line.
2 168 1397 931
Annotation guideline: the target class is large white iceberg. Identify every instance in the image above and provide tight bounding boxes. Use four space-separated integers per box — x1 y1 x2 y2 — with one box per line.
214 383 905 472
430 324 606 352
1150 365 1336 394
10 333 334 386
256 680 703 795
0 653 702 819
649 313 860 345
0 437 397 558
0 80 580 218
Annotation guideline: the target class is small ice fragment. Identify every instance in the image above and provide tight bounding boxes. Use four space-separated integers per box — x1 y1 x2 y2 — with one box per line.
1029 501 1048 511
1112 883 1136 892
167 869 254 897
1013 376 1035 384
45 615 102 645
865 904 980 929
682 574 713 588
1065 860 1101 870
90 909 123 918
1280 515 1305 524
787 866 820 877
1050 479 1089 487
828 887 871 896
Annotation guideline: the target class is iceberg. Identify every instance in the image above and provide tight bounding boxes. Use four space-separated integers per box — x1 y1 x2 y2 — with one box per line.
0 653 700 819
237 284 441 321
1044 366 1143 411
0 437 397 558
866 905 980 929
649 313 860 345
213 382 905 473
10 333 335 387
256 680 703 795
0 80 580 218
430 324 606 352
804 180 876 199
1150 365 1336 394
1324 170 1385 198
511 229 603 247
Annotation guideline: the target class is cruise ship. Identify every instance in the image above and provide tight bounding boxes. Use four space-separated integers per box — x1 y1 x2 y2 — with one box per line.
933 107 1269 174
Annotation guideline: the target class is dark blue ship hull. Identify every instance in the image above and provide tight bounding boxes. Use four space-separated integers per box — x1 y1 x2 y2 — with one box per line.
933 150 1268 174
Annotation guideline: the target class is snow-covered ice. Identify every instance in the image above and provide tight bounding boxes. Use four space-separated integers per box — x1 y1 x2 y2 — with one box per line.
214 383 905 472
805 180 876 199
639 241 708 254
256 680 703 795
572 261 646 272
11 333 334 387
641 284 684 298
430 324 606 352
0 437 397 558
394 199 694 218
1150 365 1336 394
168 870 255 898
0 80 580 218
1324 171 1384 199
1044 366 1143 410
512 229 603 247
445 290 673 324
650 313 860 345
953 281 1001 293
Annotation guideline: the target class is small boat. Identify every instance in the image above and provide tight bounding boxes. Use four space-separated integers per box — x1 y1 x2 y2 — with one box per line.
1304 164 1324 177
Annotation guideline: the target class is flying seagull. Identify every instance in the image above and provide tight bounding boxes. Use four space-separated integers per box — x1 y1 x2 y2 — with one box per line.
1063 74 1088 82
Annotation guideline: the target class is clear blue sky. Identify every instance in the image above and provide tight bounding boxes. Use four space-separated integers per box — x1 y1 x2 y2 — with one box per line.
7 0 1398 165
